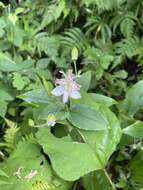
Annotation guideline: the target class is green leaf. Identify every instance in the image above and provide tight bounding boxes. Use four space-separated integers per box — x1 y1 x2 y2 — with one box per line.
123 121 143 139
35 35 60 59
0 56 20 72
77 71 91 91
12 73 30 90
119 80 143 116
0 170 9 178
0 18 6 29
129 150 143 189
19 59 35 70
36 128 103 181
36 58 50 69
114 70 128 79
41 0 66 28
80 105 121 165
89 93 117 107
71 92 121 164
83 170 114 190
12 27 24 47
0 101 8 118
81 0 123 10
19 89 50 104
0 89 13 117
33 103 64 122
68 105 108 131
15 8 24 15
0 89 13 101
0 28 4 38
0 53 34 72
0 141 70 190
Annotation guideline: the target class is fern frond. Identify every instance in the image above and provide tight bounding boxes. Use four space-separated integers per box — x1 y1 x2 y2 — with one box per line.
60 27 88 54
84 16 112 43
33 32 60 59
112 37 140 68
110 12 138 38
115 37 139 58
82 0 124 10
41 0 66 29
22 133 37 144
83 46 114 79
0 120 19 154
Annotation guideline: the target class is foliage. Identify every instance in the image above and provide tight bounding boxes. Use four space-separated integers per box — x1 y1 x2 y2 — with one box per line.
0 0 143 190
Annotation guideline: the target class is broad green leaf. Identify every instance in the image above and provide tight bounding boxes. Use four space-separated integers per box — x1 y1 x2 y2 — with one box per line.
36 58 50 69
18 59 35 70
0 57 19 72
119 80 143 116
0 54 34 72
0 89 13 101
80 105 121 165
89 93 117 107
123 121 143 139
19 89 50 104
37 128 103 181
68 105 107 131
71 92 121 164
0 141 70 190
77 71 91 91
83 170 114 190
33 103 65 122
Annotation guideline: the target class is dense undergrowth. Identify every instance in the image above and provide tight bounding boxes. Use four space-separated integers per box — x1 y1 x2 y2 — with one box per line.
0 0 143 189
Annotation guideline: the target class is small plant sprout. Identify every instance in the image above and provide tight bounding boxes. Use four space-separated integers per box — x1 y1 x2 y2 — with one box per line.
47 114 56 127
51 70 81 103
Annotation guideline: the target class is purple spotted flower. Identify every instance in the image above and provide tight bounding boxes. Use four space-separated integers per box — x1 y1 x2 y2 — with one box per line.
51 70 81 103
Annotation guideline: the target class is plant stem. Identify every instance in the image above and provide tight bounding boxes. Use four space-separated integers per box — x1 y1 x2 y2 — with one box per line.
65 104 69 112
74 60 78 76
34 123 47 128
104 169 116 190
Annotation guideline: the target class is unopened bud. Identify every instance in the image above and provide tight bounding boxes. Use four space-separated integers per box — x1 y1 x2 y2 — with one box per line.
47 114 56 127
71 47 78 61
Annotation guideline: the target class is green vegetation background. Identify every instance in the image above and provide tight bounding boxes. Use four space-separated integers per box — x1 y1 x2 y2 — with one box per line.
0 0 143 190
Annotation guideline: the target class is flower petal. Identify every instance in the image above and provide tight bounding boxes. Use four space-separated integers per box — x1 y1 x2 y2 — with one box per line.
70 91 81 99
51 86 64 96
63 92 69 103
55 79 65 85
